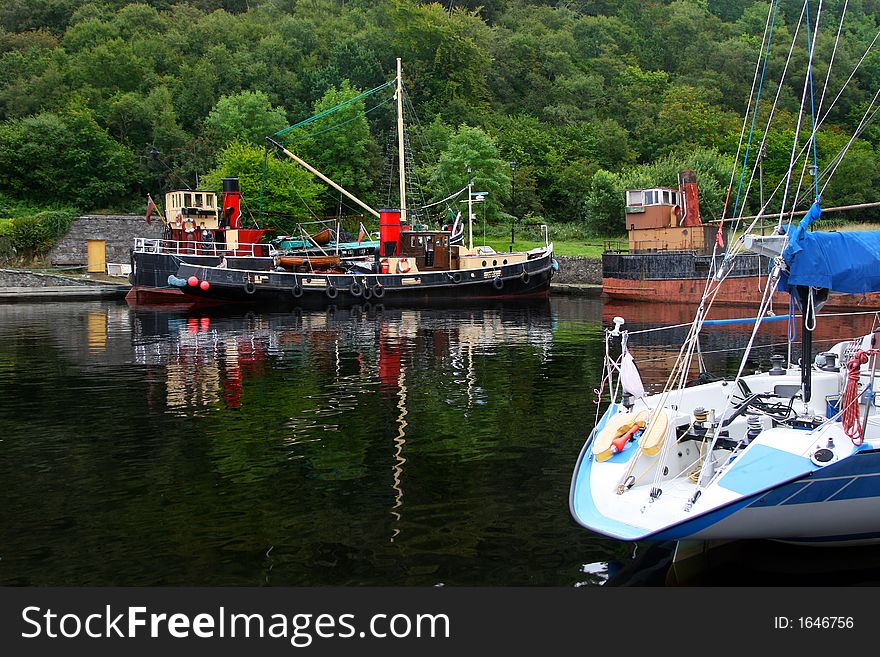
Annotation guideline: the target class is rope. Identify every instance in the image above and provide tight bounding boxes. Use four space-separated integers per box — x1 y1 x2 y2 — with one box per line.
842 349 876 444
272 80 395 137
805 0 823 200
731 0 779 220
281 95 394 145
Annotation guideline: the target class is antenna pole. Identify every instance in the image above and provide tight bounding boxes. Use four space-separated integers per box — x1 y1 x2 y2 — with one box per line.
467 165 473 251
396 58 407 224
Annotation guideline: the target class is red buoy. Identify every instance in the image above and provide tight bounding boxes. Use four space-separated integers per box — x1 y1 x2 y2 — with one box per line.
610 423 643 455
187 275 199 286
200 280 210 291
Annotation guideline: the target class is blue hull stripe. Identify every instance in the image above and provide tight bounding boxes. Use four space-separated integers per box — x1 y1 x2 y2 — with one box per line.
717 444 815 496
570 426 880 541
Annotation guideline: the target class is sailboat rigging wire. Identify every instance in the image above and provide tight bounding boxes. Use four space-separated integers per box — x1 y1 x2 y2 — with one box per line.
819 90 880 194
816 28 880 132
401 81 461 219
805 0 824 201
272 80 395 138
730 0 780 221
419 186 469 210
777 0 823 231
281 95 395 145
815 0 848 129
730 21 880 231
728 0 807 239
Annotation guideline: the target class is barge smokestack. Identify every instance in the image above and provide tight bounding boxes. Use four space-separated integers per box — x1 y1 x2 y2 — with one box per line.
221 177 242 229
677 169 702 227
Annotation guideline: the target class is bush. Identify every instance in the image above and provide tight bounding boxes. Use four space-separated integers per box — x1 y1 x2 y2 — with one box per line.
35 209 77 240
10 214 51 256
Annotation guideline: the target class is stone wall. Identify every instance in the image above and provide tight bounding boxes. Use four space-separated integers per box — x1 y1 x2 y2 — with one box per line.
49 215 163 267
553 255 602 284
0 268 97 287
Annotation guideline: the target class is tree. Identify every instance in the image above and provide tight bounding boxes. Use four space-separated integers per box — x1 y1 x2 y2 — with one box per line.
291 81 382 214
204 91 288 147
200 141 324 233
429 125 510 224
583 168 625 235
0 102 136 209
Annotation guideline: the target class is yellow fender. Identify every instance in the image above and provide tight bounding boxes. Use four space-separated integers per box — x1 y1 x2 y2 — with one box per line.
639 407 671 456
592 411 647 462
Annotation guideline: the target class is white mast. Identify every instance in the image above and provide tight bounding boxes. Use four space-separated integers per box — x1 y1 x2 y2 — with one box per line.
396 58 407 224
467 165 474 250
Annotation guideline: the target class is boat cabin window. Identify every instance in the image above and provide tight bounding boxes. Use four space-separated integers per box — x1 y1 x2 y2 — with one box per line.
630 189 678 207
184 193 192 207
194 194 203 207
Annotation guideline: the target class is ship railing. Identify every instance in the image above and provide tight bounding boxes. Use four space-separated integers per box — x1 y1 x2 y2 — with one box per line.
603 240 629 253
133 237 275 258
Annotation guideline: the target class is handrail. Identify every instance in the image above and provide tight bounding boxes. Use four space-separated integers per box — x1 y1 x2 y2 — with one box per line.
133 237 275 258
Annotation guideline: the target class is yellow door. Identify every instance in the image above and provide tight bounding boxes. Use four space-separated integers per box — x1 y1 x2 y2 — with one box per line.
87 240 106 273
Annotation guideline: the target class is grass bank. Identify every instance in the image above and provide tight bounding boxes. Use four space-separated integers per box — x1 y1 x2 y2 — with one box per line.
469 221 609 258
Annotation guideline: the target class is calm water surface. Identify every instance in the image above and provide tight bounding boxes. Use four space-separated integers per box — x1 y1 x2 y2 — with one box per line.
3 297 880 586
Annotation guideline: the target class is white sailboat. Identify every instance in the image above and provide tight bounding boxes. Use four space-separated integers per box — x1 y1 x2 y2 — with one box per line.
571 0 880 545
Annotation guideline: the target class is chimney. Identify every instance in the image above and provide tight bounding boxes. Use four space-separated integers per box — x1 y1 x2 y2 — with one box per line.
677 169 702 227
221 177 242 229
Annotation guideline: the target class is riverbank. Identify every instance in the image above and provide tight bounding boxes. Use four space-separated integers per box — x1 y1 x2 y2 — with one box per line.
0 255 604 300
0 267 130 302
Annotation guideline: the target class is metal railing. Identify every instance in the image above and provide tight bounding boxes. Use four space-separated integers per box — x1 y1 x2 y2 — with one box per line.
133 237 274 257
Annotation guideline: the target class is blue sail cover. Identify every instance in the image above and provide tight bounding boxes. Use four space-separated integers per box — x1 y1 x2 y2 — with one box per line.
780 201 880 294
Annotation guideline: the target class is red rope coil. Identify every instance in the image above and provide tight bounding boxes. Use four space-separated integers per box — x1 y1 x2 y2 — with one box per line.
842 349 877 445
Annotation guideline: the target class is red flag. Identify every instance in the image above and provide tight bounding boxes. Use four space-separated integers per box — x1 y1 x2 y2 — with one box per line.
358 223 366 244
145 194 156 225
715 226 725 249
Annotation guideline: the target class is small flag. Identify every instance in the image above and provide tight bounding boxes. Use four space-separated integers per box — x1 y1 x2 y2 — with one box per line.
715 226 725 249
358 222 366 244
145 194 156 225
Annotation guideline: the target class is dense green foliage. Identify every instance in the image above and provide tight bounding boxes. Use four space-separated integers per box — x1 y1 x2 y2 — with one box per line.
199 141 323 235
0 0 878 236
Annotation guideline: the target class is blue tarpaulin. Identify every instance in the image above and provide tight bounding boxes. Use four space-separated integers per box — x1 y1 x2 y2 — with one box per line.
780 201 880 294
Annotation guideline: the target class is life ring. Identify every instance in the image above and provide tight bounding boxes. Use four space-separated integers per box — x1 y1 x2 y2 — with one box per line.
373 285 385 299
493 276 504 290
326 284 338 299
184 219 196 233
397 258 411 274
451 272 462 284
174 212 183 228
244 280 256 295
291 284 303 298
362 286 373 300
520 269 530 284
349 282 362 297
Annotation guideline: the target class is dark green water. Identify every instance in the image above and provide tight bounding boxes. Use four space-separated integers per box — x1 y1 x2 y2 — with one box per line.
4 297 880 586
0 297 638 586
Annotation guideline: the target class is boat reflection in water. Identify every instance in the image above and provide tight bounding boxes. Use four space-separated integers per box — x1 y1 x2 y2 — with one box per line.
129 301 557 550
131 302 555 415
